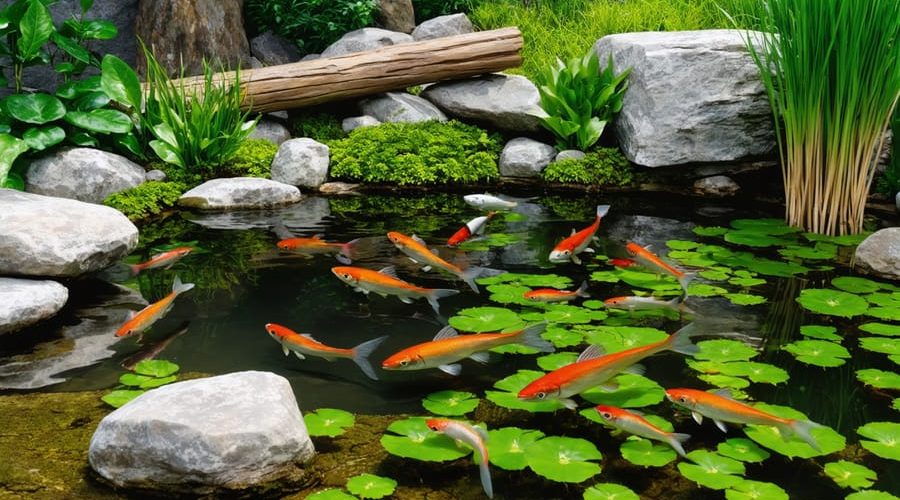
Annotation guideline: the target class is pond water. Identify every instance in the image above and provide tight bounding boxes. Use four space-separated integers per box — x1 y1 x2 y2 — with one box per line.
1 192 898 498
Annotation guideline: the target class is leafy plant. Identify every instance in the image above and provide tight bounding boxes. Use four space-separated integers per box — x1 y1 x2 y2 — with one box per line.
380 417 471 461
677 450 746 490
291 109 347 141
304 408 355 437
448 306 522 332
725 480 789 500
486 427 545 470
422 390 479 416
103 181 186 221
583 483 639 500
717 438 770 463
824 460 877 490
217 138 276 178
795 289 869 318
525 436 602 483
485 369 566 412
244 0 378 55
743 403 846 458
346 473 397 499
856 422 900 461
541 148 632 185
101 359 180 408
856 369 900 390
782 339 850 367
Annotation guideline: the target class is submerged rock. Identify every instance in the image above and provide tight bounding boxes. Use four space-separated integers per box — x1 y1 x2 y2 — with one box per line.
26 147 145 203
693 175 740 197
854 227 900 280
421 74 544 132
321 28 412 57
184 196 331 231
271 138 330 188
0 278 68 335
178 178 302 210
499 137 556 178
88 371 314 493
412 13 473 40
359 92 447 124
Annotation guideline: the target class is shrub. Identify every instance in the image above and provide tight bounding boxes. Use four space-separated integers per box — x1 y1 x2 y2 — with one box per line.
328 120 501 185
541 148 632 186
291 111 346 142
104 181 186 221
244 0 379 55
218 139 278 178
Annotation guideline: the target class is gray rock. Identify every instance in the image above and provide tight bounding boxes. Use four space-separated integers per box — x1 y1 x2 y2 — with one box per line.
359 92 447 123
854 228 900 280
421 74 544 132
178 178 302 210
89 371 314 492
412 13 474 41
693 175 740 197
26 148 146 203
145 169 167 182
556 150 586 162
301 53 321 61
250 119 292 145
321 28 413 58
0 189 138 277
184 196 331 231
271 138 330 188
250 31 302 66
896 192 900 213
0 278 68 335
318 182 360 195
594 30 775 167
377 0 415 34
342 115 382 132
499 137 556 178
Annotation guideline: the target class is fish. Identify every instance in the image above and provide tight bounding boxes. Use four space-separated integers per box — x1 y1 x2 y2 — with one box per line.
120 322 189 370
625 242 696 294
264 323 387 380
665 388 823 451
548 205 611 265
524 281 589 303
331 265 460 315
277 235 360 264
517 323 699 410
426 418 493 498
463 193 517 210
129 246 193 275
382 322 553 375
594 405 691 457
447 212 497 247
387 231 484 293
608 258 638 268
115 276 195 338
604 295 692 314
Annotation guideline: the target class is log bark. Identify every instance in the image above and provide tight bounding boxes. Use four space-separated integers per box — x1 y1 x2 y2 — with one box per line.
169 28 523 113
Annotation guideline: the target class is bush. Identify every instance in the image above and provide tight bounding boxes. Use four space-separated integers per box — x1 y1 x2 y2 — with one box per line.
291 111 347 142
104 181 186 221
218 139 278 178
328 120 501 185
244 0 379 55
541 148 632 186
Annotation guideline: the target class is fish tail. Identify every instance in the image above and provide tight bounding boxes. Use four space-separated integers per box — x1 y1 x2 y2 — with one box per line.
668 432 691 457
351 335 389 381
786 419 824 451
678 272 697 296
596 204 611 219
336 238 361 265
427 289 460 315
666 322 699 356
172 275 195 295
478 456 494 498
460 267 484 293
575 280 590 298
128 264 141 276
515 321 554 352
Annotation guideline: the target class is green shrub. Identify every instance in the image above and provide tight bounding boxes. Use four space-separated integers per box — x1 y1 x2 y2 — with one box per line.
244 0 378 55
541 148 632 186
291 111 346 142
104 181 186 221
218 139 277 178
328 120 501 185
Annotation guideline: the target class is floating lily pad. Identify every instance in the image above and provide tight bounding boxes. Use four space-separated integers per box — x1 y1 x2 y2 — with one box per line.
525 436 602 483
667 240 700 250
725 230 785 248
832 277 884 294
101 389 144 408
138 375 177 389
487 427 545 471
694 226 730 237
700 270 731 281
857 422 900 461
803 231 870 246
743 403 845 458
865 292 900 308
582 326 669 353
778 242 837 260
856 369 900 390
698 374 750 389
134 359 179 378
728 277 767 287
581 374 666 408
695 339 758 362
717 438 770 463
677 450 745 490
730 218 801 234
590 270 621 283
725 293 767 306
542 326 584 348
868 306 900 322
486 370 566 412
688 283 729 297
859 337 900 356
542 304 596 324
845 491 900 500
536 352 578 371
668 250 718 267
800 325 842 341
305 408 355 437
725 480 788 500
716 361 789 385
486 283 533 306
718 253 809 277
380 417 471 461
422 390 479 416
306 489 357 500
119 373 155 387
449 306 522 332
620 438 677 467
457 232 520 251
796 289 869 318
783 339 850 367
618 269 681 291
894 399 900 412
583 483 639 500
824 460 877 490
346 473 397 499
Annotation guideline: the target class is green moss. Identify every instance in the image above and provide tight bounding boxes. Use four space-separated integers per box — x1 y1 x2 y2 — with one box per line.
328 120 501 185
103 181 186 221
292 111 347 142
541 148 632 186
218 138 277 178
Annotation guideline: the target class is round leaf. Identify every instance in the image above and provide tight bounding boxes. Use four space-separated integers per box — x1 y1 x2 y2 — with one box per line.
845 491 900 500
581 373 665 408
5 93 65 124
583 483 639 500
725 480 788 500
449 306 522 332
859 337 900 356
22 125 64 151
717 438 770 463
677 450 745 490
64 108 133 134
856 369 900 390
695 339 758 362
743 403 845 458
796 289 869 318
101 389 144 408
726 293 767 306
783 339 850 367
306 489 357 500
536 352 578 371
304 408 355 437
487 427 545 471
800 325 842 341
832 277 884 294
380 417 470 461
525 436 602 483
346 473 397 499
421 390 479 416
134 359 179 377
619 438 676 467
857 422 900 461
824 460 877 490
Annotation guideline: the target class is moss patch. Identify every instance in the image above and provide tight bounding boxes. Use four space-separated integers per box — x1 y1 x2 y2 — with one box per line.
217 138 277 178
103 181 186 222
541 148 633 186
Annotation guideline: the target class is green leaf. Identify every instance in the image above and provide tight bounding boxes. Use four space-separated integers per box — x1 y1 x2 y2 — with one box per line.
824 460 877 490
80 19 117 40
448 306 522 332
667 240 700 250
581 373 666 408
725 293 767 306
730 218 801 234
17 0 54 61
800 325 842 341
305 489 357 500
857 422 900 461
728 277 767 287
149 139 183 167
700 270 731 281
856 369 900 390
695 339 758 362
796 289 869 318
783 339 850 367
119 373 154 387
803 231 870 246
693 226 730 237
5 93 66 124
711 361 789 385
525 436 602 483
541 304 596 324
65 109 133 134
421 390 479 416
743 403 845 458
677 450 745 490
725 230 785 247
486 370 566 412
50 32 91 64
844 491 900 500
687 283 729 297
22 125 64 151
346 473 396 499
304 408 355 437
778 242 837 260
0 133 30 185
134 359 179 377
582 326 668 353
725 480 788 500
583 483 639 500
101 389 144 408
380 417 471 461
619 438 676 467
536 352 578 371
832 276 884 294
859 337 900 356
487 427 545 471
717 438 770 463
859 323 900 337
541 326 584 348
867 306 900 322
138 375 177 389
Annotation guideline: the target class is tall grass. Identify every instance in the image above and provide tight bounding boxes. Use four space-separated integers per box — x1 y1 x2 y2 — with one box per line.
741 0 900 235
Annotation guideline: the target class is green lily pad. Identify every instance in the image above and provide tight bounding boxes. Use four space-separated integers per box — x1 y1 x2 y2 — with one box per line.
778 242 837 260
856 369 900 390
743 403 845 458
667 240 700 250
693 226 730 237
305 408 355 437
894 399 900 412
138 375 177 389
536 352 578 371
422 390 479 416
620 437 677 467
101 389 144 408
824 460 877 490
845 491 900 500
119 373 155 387
859 337 900 356
542 304 596 324
857 422 900 461
582 326 669 353
726 293 767 306
487 427 545 471
730 218 800 233
725 230 785 248
796 289 869 318
783 339 850 367
725 480 788 500
865 292 900 308
346 474 397 499
486 283 534 306
581 374 666 408
832 277 884 294
525 436 602 483
542 326 584 348
800 325 842 341
479 272 573 288
688 283 729 297
486 370 566 412
695 339 758 362
449 306 522 332
583 483 639 500
728 277 767 287
718 253 809 277
134 359 179 378
717 362 789 385
803 231 870 246
868 306 900 322
590 270 621 283
700 270 731 281
380 417 471 461
717 438 770 463
306 489 357 500
457 232 520 251
677 450 745 490
698 374 750 389
668 250 719 267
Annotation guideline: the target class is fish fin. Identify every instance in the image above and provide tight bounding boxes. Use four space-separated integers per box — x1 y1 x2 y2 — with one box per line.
351 335 389 380
460 266 484 294
713 419 728 433
679 272 697 296
577 344 606 363
516 322 554 353
786 420 824 451
438 363 462 376
126 310 136 320
596 204 611 219
378 265 399 279
575 281 590 298
692 411 704 425
479 457 494 499
293 351 306 360
666 322 700 356
669 433 691 457
600 382 619 392
712 388 736 400
583 248 595 253
128 263 141 276
469 351 490 364
282 345 290 356
399 296 414 304
560 398 578 410
411 234 427 246
312 233 325 240
172 275 195 295
569 228 577 236
427 289 460 315
624 363 645 376
421 265 433 272
433 325 459 341
474 425 490 442
335 253 352 265
571 254 582 265
338 238 361 264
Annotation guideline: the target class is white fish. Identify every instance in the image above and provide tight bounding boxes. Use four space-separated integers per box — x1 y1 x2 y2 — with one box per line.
463 193 517 210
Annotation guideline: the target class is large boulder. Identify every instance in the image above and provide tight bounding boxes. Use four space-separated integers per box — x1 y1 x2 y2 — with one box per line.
499 137 556 178
412 13 474 41
88 371 314 493
249 31 302 66
178 178 302 210
26 148 145 204
593 30 775 167
321 28 413 58
377 0 415 34
421 74 544 132
0 278 68 335
359 92 447 123
0 189 138 277
271 138 330 188
854 228 900 280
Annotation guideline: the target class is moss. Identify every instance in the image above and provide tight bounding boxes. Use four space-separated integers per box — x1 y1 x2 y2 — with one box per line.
103 181 186 222
541 148 633 186
292 111 347 142
217 138 277 178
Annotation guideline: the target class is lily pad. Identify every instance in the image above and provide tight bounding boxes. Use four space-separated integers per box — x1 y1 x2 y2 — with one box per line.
346 474 397 499
845 491 900 500
865 293 900 308
688 283 729 297
728 277 767 287
856 369 900 390
380 417 471 461
486 370 566 412
778 243 837 260
305 408 355 437
832 277 884 294
717 361 789 385
487 427 545 471
306 489 357 500
583 483 639 500
695 339 758 362
718 253 809 277
800 325 842 342
119 373 155 387
803 231 870 246
620 437 677 467
449 307 522 332
581 373 666 408
458 232 520 251
537 352 579 371
743 403 845 458
677 450 745 490
698 374 750 389
525 436 602 483
859 337 900 356
783 339 850 367
138 375 177 389
590 270 621 283
717 438 770 463
542 326 584 348
668 250 718 267
487 283 533 306
725 230 785 248
693 226 730 237
101 389 144 408
857 422 900 461
700 270 731 281
134 359 179 378
542 304 596 324
582 326 669 353
824 460 877 490
422 390 479 416
725 480 789 500
868 306 900 322
667 240 700 250
796 289 869 318
725 293 767 306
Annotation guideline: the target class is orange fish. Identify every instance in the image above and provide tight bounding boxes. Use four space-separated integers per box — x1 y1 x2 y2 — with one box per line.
625 242 695 294
331 265 459 314
277 235 359 264
426 418 493 498
548 205 610 264
524 281 589 303
129 246 193 275
265 323 387 380
665 388 822 451
608 258 637 268
115 276 194 337
382 322 552 375
387 231 484 293
447 212 497 247
595 405 691 457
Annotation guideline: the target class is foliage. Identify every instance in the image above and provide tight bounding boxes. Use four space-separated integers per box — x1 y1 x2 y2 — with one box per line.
782 339 850 367
328 120 501 185
101 359 180 408
541 148 632 186
487 427 545 471
412 0 480 23
677 450 745 490
291 110 346 141
795 289 869 318
244 0 379 55
824 460 877 490
525 436 602 483
583 483 639 500
304 408 355 437
103 181 186 221
217 139 277 178
422 390 479 416
346 473 397 499
743 403 846 458
380 417 471 461
856 422 900 461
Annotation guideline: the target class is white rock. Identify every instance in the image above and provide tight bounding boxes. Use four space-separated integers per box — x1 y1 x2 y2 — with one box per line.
178 178 302 210
342 115 381 132
555 150 586 162
321 28 412 57
0 278 68 335
26 147 146 203
359 92 447 123
421 74 544 132
499 137 556 178
249 119 292 145
144 169 167 182
693 175 741 196
412 13 473 41
854 227 900 280
271 138 330 188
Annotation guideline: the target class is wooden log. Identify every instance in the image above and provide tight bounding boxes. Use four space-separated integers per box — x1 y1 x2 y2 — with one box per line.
170 28 523 113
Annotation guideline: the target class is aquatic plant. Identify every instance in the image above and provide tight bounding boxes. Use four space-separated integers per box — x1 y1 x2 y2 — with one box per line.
859 323 900 337
379 417 471 461
580 374 665 408
525 436 602 483
796 289 869 318
103 181 186 221
824 460 877 490
856 422 900 461
695 340 757 363
457 232 521 252
448 306 522 332
799 325 841 341
345 473 397 499
486 427 544 471
306 489 357 500
677 450 746 490
304 408 355 437
856 369 900 391
536 352 578 371
725 480 788 500
101 359 180 408
716 438 770 463
485 370 566 412
541 148 633 186
583 483 639 500
244 0 378 55
742 403 846 458
619 437 677 467
782 339 850 367
421 390 479 416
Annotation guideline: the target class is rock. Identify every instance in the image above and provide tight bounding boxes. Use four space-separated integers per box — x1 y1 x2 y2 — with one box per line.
178 178 302 210
854 228 900 280
26 148 146 204
250 119 292 145
896 192 900 213
301 53 321 61
556 150 586 162
693 175 740 197
321 28 413 58
377 0 415 34
318 182 360 195
359 92 447 123
499 138 556 178
144 169 167 182
421 74 544 132
184 196 331 231
0 278 68 335
593 30 775 167
412 14 474 41
342 115 382 132
271 138 330 188
250 31 302 66
0 189 138 277
88 371 314 493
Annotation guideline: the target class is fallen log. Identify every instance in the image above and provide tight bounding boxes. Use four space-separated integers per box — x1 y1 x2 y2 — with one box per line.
169 28 523 113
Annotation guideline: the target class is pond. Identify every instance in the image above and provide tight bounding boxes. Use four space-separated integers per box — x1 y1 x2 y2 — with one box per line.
1 192 898 498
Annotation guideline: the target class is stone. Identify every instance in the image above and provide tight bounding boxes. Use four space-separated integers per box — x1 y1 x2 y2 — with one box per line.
0 189 138 277
499 137 557 178
342 115 382 133
184 197 331 231
318 182 361 195
896 192 900 213
321 28 413 58
250 119 292 145
421 74 544 132
359 92 447 123
26 148 146 204
693 175 740 197
377 0 415 34
178 178 302 210
854 228 900 280
412 13 474 41
0 278 68 335
249 31 302 66
593 30 775 167
88 371 314 492
556 150 586 162
271 138 330 188
144 169 167 182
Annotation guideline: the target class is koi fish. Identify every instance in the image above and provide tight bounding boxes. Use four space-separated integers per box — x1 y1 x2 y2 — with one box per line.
265 323 387 380
549 205 611 265
524 281 590 303
120 323 188 370
129 246 193 275
665 388 823 451
625 242 695 294
604 295 690 313
608 258 638 268
387 231 484 293
115 276 194 338
382 322 553 375
447 212 497 247
426 419 493 498
518 323 699 410
331 265 459 315
464 193 517 210
277 235 359 264
595 405 691 457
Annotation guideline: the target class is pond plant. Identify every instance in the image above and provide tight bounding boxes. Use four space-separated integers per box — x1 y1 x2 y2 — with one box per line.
101 359 180 408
